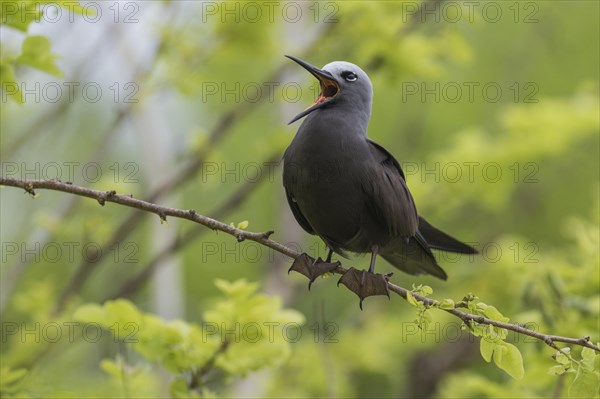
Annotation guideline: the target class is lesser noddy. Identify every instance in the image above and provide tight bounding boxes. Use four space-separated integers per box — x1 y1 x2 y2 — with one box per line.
283 55 477 308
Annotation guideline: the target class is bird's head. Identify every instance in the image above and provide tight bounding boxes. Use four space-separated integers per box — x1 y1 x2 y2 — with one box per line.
286 55 373 125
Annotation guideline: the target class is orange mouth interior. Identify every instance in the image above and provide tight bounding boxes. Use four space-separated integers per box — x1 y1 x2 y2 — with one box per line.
311 79 339 107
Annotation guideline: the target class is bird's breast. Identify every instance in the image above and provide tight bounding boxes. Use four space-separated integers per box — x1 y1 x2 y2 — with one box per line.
283 126 388 252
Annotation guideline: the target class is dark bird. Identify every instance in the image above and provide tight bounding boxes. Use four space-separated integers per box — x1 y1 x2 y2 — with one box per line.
283 55 477 308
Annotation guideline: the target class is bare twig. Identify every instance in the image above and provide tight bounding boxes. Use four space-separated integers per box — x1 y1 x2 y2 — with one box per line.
2 7 173 315
106 151 281 301
2 177 598 354
41 0 439 314
50 23 338 313
384 283 598 352
189 340 230 391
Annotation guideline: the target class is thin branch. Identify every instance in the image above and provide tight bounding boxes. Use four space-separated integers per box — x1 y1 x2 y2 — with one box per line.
50 23 338 314
189 340 230 391
42 0 438 313
0 177 291 253
106 151 281 301
385 283 598 352
1 104 131 316
2 177 598 354
2 7 173 315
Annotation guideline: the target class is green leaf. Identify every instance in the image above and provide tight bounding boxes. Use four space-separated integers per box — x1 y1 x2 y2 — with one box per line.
99 358 122 379
0 367 28 392
420 285 433 296
103 300 143 332
406 291 418 307
415 308 432 330
485 324 508 341
170 376 200 398
214 278 258 299
581 347 598 369
237 220 249 229
467 321 486 337
480 337 525 380
411 284 433 297
439 298 455 310
492 341 505 366
569 366 600 398
503 342 525 380
494 342 525 380
0 1 93 31
463 293 478 303
476 302 510 323
73 303 107 325
548 364 570 376
480 337 495 363
554 348 573 365
0 1 43 31
0 63 23 103
74 299 142 341
17 35 63 77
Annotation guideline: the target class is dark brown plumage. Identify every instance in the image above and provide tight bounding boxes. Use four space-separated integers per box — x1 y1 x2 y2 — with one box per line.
283 56 477 305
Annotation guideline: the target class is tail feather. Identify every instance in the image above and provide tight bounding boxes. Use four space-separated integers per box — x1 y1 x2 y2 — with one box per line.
418 216 478 254
381 234 448 280
380 218 476 280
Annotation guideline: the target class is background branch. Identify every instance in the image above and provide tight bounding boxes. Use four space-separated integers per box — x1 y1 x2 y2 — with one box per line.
2 177 598 354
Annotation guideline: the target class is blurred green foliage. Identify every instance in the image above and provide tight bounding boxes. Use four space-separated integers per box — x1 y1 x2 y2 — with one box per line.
1 1 599 398
0 0 92 101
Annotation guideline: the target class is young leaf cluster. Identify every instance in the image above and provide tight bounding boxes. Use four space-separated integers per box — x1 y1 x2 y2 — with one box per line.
68 279 304 398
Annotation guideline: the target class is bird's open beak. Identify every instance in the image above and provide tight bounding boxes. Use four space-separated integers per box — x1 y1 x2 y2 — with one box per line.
286 55 340 124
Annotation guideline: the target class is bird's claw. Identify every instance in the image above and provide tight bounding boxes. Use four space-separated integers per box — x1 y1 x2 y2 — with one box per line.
288 253 340 290
337 267 392 310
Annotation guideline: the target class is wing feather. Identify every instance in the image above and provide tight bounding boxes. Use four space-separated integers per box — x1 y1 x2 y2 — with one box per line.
363 140 418 237
284 188 315 235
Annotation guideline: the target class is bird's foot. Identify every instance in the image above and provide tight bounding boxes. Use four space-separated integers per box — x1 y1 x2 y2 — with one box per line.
288 253 341 289
337 267 392 310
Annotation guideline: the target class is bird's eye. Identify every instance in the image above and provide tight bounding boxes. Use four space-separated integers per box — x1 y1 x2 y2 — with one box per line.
342 71 357 82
